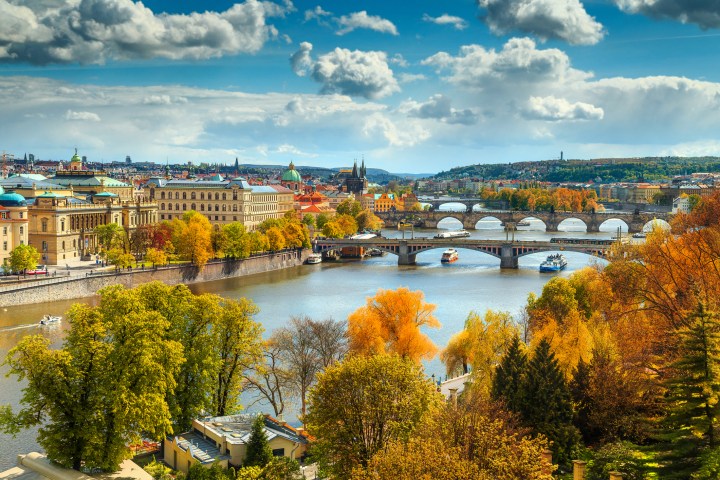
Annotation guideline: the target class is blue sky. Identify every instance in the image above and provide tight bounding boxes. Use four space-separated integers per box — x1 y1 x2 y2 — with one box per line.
2 0 720 173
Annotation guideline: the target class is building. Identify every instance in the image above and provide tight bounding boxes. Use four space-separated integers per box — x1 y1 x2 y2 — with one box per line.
373 193 396 212
27 191 158 265
342 160 368 194
164 414 310 473
280 162 303 192
0 191 29 266
672 195 691 214
146 177 294 230
49 151 135 201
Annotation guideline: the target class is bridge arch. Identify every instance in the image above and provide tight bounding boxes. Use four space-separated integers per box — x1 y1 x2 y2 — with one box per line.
643 218 671 232
435 202 469 212
436 216 465 229
598 218 630 232
474 215 503 230
517 216 547 230
557 217 588 232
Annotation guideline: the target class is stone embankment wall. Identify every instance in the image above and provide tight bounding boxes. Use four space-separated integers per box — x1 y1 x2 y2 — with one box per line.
0 250 309 308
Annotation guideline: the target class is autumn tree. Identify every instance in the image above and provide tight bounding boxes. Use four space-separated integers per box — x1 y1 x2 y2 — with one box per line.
305 354 441 480
8 244 40 273
95 223 126 253
266 226 286 251
355 209 382 232
222 222 251 259
0 285 183 471
144 247 167 267
347 287 441 362
172 211 214 267
336 198 362 217
243 340 292 417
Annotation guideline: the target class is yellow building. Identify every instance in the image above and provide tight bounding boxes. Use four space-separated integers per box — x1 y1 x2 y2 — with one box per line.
27 191 158 265
146 177 294 230
47 151 135 201
373 193 397 212
0 192 29 266
164 414 310 473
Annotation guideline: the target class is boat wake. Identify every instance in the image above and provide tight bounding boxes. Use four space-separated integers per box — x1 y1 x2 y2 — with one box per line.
0 323 41 332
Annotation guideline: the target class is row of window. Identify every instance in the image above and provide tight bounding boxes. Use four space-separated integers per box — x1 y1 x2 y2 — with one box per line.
161 203 241 213
159 191 238 201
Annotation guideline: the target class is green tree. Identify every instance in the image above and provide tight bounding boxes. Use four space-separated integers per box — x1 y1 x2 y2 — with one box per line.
491 334 528 414
144 247 167 267
520 339 579 467
302 214 316 228
305 354 441 480
186 462 234 480
315 213 330 230
355 209 382 232
222 222 250 259
107 248 134 268
245 415 273 467
0 285 183 471
336 198 362 217
259 457 303 480
8 244 40 273
321 220 344 238
95 223 126 253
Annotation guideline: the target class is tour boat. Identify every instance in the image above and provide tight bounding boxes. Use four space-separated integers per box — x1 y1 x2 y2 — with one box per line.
632 232 647 238
441 248 459 263
434 230 471 239
539 254 568 272
306 253 322 264
366 248 387 257
40 315 61 325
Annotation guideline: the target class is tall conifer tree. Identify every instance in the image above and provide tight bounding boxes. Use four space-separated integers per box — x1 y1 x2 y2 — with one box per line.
491 334 527 413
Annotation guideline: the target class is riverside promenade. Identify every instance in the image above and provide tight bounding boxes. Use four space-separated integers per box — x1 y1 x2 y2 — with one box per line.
0 249 309 307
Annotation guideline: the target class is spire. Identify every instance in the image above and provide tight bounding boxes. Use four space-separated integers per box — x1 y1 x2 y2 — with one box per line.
361 156 366 178
234 157 239 176
352 160 358 178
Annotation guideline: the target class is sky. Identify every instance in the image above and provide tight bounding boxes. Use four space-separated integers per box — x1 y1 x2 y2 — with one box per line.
3 1 720 173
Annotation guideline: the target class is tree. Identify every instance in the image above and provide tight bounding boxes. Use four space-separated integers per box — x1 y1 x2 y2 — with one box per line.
212 297 263 416
347 287 441 362
245 415 273 467
243 340 292 417
172 211 214 267
309 317 348 368
321 220 345 238
223 222 250 259
355 210 382 232
315 213 330 230
0 285 183 471
144 247 167 267
95 223 126 253
266 226 286 251
107 247 134 268
491 334 528 414
305 354 441 480
520 339 579 467
8 244 40 273
302 214 315 228
336 198 362 217
661 303 720 470
335 214 358 236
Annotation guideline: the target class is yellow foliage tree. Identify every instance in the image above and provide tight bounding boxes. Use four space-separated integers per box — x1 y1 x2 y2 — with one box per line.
347 287 441 363
172 211 213 267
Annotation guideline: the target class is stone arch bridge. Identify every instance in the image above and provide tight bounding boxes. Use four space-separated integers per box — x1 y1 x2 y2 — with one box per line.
376 210 671 233
313 238 619 268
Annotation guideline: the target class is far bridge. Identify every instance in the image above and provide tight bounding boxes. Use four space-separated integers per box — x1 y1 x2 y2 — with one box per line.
376 209 671 233
313 237 620 269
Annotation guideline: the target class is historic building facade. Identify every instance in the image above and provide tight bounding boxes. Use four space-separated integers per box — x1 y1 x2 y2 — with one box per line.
0 192 29 266
146 177 294 230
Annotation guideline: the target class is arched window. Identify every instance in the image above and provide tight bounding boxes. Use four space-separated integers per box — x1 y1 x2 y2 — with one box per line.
222 204 227 212
161 203 165 210
208 204 212 211
215 193 219 200
62 241 65 250
175 203 179 211
182 192 187 199
168 203 172 210
200 204 204 211
191 192 196 200
201 192 205 200
233 190 238 200
191 203 196 211
175 192 179 199
232 205 237 212
215 205 219 211
183 204 187 211
222 193 226 200
41 219 48 232
60 220 65 231
161 192 166 199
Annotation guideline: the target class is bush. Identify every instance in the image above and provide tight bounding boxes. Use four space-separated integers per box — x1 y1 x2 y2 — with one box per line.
693 446 720 480
143 458 173 480
587 441 646 480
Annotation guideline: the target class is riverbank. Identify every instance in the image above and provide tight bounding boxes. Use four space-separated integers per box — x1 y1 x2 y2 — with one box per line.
0 249 309 308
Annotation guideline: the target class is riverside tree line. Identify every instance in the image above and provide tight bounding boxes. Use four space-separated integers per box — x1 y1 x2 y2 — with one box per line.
4 193 720 478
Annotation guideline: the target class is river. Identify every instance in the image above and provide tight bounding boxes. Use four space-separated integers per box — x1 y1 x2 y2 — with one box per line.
0 214 637 469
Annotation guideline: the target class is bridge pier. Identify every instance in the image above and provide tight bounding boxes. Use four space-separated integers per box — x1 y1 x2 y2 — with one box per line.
398 241 417 265
500 245 519 269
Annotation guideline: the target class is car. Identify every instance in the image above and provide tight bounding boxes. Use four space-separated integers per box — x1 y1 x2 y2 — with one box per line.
26 267 48 275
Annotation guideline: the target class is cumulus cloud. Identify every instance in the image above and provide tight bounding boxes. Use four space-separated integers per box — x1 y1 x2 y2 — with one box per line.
336 11 398 36
290 41 314 76
402 94 479 125
290 45 400 99
304 5 332 22
65 110 101 122
422 13 468 30
143 95 188 105
522 96 604 121
362 114 430 147
615 0 720 29
477 0 605 45
422 37 591 92
399 73 427 84
0 0 289 65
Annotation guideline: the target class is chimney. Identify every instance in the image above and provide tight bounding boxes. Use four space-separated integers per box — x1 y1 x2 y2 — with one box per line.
541 449 553 475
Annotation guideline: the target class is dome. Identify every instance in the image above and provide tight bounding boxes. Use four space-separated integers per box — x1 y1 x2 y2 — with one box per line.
0 192 27 207
281 162 302 183
70 148 82 163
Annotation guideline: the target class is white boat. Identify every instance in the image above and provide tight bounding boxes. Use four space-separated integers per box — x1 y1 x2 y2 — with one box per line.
40 315 61 325
441 248 459 263
306 253 322 264
539 254 567 272
632 232 647 238
434 230 471 239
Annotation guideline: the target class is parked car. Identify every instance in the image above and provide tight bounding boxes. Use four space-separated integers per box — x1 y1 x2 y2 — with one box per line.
26 266 48 275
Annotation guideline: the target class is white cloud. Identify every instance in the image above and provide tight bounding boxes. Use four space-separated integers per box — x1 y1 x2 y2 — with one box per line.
523 96 604 121
275 144 318 157
0 0 289 65
362 114 430 147
143 95 188 105
390 53 409 68
65 110 101 122
616 0 720 29
401 94 479 125
398 73 427 84
291 46 400 99
422 13 468 30
477 0 605 45
304 5 332 22
336 11 398 36
290 41 314 76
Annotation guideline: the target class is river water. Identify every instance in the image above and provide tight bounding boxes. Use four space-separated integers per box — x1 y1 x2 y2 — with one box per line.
0 213 638 469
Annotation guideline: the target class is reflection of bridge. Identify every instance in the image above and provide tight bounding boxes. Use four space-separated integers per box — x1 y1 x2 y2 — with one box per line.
313 238 618 268
376 210 671 233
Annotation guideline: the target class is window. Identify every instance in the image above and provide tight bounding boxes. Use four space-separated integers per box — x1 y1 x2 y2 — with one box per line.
233 205 237 212
233 190 238 200
233 216 237 221
62 241 65 251
215 205 219 211
161 203 165 210
175 192 179 199
201 192 205 200
191 192 196 200
182 192 187 199
168 204 172 211
215 193 219 200
176 203 179 211
3 241 6 251
2 227 5 235
73 239 76 248
272 448 285 457
41 219 48 232
215 216 219 221
183 204 187 211
18 212 23 219
222 193 226 200
191 203 196 211
222 205 226 212
60 220 65 232
200 204 204 211
19 226 23 236
161 192 166 199
161 214 165 219
222 216 226 221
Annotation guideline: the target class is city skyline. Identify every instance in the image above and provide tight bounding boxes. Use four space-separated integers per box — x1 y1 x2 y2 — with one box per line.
2 0 720 173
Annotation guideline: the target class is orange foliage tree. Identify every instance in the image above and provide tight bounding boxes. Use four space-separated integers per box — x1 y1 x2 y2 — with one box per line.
347 287 441 362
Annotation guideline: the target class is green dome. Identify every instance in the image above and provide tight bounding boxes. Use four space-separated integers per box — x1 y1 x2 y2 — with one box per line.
281 162 301 183
70 149 82 163
0 192 27 207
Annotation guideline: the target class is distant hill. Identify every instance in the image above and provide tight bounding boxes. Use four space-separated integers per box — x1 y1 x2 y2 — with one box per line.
431 156 720 183
235 164 423 184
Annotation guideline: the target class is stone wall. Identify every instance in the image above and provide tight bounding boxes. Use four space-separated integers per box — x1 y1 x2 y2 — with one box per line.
0 249 309 308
